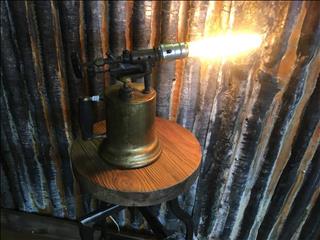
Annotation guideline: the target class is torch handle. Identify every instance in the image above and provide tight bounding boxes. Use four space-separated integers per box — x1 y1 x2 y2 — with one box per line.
79 98 95 140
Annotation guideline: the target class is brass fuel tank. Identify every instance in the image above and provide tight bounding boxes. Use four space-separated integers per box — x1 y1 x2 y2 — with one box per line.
99 82 161 168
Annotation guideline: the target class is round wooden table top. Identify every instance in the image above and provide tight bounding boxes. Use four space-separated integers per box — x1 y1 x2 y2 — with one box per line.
71 117 202 206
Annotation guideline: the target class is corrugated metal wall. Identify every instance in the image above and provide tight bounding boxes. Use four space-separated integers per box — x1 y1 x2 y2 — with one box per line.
1 1 319 239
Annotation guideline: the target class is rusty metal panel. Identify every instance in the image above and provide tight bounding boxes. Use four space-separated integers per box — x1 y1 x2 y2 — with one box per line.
1 1 319 239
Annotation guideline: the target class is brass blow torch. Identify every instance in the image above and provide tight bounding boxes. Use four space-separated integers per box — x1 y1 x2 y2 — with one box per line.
72 43 189 169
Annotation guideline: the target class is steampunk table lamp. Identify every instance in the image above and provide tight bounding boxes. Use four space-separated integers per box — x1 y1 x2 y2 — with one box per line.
71 34 261 239
72 43 189 168
72 43 201 240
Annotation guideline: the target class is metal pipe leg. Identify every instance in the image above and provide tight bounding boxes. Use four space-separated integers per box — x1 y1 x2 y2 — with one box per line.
138 207 168 239
167 198 194 240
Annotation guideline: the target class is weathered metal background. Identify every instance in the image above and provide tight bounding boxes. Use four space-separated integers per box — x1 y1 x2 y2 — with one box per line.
1 1 319 239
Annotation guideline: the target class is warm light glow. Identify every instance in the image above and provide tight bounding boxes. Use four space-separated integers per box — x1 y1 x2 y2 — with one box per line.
188 33 262 61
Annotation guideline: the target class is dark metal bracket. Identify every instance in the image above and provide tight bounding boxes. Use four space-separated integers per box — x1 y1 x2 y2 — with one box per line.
79 205 125 240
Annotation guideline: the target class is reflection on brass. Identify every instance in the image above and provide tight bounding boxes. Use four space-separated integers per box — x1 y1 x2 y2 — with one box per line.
99 82 161 168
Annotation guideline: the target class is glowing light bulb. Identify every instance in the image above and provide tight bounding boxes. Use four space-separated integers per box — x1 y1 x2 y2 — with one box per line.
188 33 262 61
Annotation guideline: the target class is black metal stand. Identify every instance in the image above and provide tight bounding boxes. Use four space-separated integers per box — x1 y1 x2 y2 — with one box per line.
78 198 194 240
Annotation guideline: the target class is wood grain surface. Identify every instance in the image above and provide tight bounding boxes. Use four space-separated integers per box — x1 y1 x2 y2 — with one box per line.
71 117 202 206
